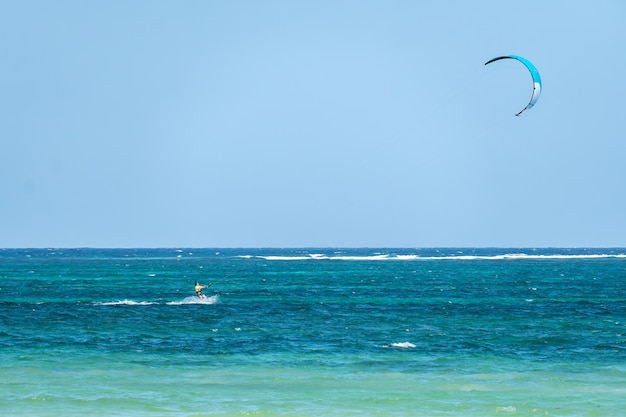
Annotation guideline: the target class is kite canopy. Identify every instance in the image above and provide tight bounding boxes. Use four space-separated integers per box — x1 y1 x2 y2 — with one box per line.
485 55 542 116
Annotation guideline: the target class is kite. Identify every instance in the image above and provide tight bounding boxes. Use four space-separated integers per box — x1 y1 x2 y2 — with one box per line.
485 55 542 116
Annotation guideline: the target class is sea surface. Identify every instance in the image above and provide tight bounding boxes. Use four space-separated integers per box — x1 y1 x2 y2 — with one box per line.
1 248 625 416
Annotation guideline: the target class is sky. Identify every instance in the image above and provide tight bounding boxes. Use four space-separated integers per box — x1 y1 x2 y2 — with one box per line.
1 1 625 248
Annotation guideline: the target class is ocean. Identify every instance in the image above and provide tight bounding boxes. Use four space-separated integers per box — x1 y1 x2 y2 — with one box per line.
1 248 625 416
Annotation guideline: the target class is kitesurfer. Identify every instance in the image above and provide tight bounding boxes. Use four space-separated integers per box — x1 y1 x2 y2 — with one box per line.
195 282 208 299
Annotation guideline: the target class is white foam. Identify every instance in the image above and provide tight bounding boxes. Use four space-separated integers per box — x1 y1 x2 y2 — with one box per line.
413 253 626 261
239 252 626 262
97 300 155 306
262 256 318 261
331 254 390 261
395 255 419 260
390 342 416 349
255 254 392 261
496 406 517 413
167 295 219 305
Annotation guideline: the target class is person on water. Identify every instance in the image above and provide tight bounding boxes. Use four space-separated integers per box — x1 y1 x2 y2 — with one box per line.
195 282 208 299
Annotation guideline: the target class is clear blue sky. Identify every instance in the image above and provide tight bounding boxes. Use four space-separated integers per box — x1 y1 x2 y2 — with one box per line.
2 1 625 248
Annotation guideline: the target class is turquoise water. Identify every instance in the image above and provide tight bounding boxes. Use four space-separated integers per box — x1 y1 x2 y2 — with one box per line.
1 248 625 416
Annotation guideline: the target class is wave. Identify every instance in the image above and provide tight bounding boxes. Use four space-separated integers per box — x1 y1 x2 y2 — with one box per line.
239 253 626 261
389 342 416 349
95 295 220 306
260 255 392 261
96 300 156 306
166 295 220 305
429 254 626 260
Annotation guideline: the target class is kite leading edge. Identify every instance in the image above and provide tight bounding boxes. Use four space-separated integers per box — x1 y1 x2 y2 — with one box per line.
485 55 542 116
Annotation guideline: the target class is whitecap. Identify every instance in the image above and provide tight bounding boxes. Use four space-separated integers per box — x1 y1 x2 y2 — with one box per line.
391 342 416 349
96 300 155 306
330 254 390 261
166 295 220 305
262 256 314 261
420 253 626 261
395 255 419 260
496 406 517 413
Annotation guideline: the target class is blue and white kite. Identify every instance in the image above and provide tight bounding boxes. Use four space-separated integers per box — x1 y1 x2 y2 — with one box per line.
485 55 542 116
